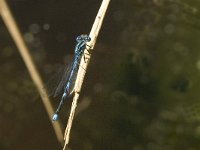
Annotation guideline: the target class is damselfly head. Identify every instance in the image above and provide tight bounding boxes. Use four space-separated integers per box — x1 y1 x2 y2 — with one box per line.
76 35 91 42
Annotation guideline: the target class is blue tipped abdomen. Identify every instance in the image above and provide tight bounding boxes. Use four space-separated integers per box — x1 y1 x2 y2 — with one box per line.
52 113 59 121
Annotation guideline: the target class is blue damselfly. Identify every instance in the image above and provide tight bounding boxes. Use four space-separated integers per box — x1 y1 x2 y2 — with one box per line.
52 34 91 121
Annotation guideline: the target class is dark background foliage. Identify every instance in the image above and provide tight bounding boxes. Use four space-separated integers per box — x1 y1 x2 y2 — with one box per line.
1 0 200 149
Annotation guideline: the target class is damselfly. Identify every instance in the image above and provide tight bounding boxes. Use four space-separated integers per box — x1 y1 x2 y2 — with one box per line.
52 34 91 121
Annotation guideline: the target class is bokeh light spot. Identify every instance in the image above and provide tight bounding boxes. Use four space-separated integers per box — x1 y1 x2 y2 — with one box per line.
24 32 34 43
29 23 40 34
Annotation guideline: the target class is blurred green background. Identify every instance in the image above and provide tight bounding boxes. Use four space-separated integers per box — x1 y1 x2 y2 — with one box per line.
1 0 200 149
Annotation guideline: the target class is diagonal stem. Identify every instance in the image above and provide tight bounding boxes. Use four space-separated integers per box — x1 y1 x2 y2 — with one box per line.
63 0 111 149
0 0 64 144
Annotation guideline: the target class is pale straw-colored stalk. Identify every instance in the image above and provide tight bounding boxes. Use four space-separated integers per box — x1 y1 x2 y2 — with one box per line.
63 0 111 149
0 0 63 144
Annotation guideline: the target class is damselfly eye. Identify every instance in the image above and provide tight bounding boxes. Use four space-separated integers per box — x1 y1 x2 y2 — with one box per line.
86 36 91 41
76 36 82 41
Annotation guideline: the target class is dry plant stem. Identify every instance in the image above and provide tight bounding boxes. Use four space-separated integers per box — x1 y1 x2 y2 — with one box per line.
63 0 111 149
0 0 63 144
